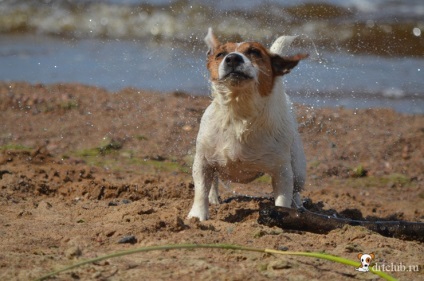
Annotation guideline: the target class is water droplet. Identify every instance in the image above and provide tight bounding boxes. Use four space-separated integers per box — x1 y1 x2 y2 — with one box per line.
412 27 421 37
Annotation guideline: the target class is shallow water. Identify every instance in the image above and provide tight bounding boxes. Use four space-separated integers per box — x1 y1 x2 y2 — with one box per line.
0 0 423 113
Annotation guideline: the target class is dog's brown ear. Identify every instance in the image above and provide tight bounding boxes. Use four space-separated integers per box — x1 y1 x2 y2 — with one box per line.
271 53 308 76
357 253 363 260
205 27 220 55
370 253 375 260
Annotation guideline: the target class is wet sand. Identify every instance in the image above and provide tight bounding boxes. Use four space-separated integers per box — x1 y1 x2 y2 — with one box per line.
0 82 423 280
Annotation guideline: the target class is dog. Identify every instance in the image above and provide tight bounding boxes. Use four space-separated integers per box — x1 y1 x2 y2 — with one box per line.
188 28 307 221
356 253 375 272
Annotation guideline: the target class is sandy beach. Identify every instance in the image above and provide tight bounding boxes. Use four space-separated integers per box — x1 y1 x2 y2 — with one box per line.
0 82 423 280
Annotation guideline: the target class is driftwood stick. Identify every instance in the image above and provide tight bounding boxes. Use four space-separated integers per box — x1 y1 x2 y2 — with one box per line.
258 206 424 242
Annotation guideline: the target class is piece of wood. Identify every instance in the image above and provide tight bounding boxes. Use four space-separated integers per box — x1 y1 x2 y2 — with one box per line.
258 206 424 242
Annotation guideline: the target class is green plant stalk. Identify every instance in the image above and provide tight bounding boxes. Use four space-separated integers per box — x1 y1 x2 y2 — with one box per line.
35 243 397 281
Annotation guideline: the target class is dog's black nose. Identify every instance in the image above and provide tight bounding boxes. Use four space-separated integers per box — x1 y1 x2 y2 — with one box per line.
225 53 244 67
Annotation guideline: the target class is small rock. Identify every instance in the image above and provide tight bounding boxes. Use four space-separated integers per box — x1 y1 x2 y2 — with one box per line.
147 155 166 161
108 201 119 207
121 199 132 204
108 199 132 206
118 235 137 244
277 246 289 251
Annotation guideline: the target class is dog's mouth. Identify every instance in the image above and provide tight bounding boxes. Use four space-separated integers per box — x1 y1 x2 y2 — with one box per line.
222 71 253 81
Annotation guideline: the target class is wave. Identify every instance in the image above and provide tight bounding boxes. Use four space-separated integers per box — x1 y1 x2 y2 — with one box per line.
0 0 423 57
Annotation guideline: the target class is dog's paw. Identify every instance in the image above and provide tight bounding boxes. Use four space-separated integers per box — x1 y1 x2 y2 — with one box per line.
187 206 209 221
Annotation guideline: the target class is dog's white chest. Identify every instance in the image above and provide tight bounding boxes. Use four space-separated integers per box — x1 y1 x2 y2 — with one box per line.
198 105 290 182
204 134 267 183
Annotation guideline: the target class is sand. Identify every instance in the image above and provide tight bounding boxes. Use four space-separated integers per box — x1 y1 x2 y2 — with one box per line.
0 82 423 280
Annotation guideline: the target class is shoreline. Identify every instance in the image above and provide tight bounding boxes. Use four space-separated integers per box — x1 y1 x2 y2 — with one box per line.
1 80 423 115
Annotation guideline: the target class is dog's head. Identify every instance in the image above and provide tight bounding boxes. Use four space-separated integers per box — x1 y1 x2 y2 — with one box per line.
357 253 375 269
204 28 307 97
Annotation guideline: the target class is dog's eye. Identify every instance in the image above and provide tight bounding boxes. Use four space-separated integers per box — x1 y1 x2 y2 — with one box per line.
246 48 262 57
215 52 227 59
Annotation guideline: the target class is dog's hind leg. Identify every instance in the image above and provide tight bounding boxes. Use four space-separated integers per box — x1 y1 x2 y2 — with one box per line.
208 174 220 205
272 160 294 208
290 130 306 208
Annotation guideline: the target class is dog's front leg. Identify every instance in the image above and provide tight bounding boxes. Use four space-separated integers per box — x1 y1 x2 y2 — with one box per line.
188 155 214 220
272 163 294 208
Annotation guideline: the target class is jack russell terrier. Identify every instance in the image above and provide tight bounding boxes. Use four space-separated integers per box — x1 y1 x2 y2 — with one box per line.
188 28 307 221
356 253 375 272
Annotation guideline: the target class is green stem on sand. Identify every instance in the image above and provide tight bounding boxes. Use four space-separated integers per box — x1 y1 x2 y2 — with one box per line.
35 243 397 281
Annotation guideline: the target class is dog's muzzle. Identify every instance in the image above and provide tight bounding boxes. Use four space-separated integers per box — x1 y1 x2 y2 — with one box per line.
220 53 254 81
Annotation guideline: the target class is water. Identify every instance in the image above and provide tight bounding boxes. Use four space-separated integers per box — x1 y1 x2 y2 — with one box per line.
0 34 207 93
0 0 423 113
